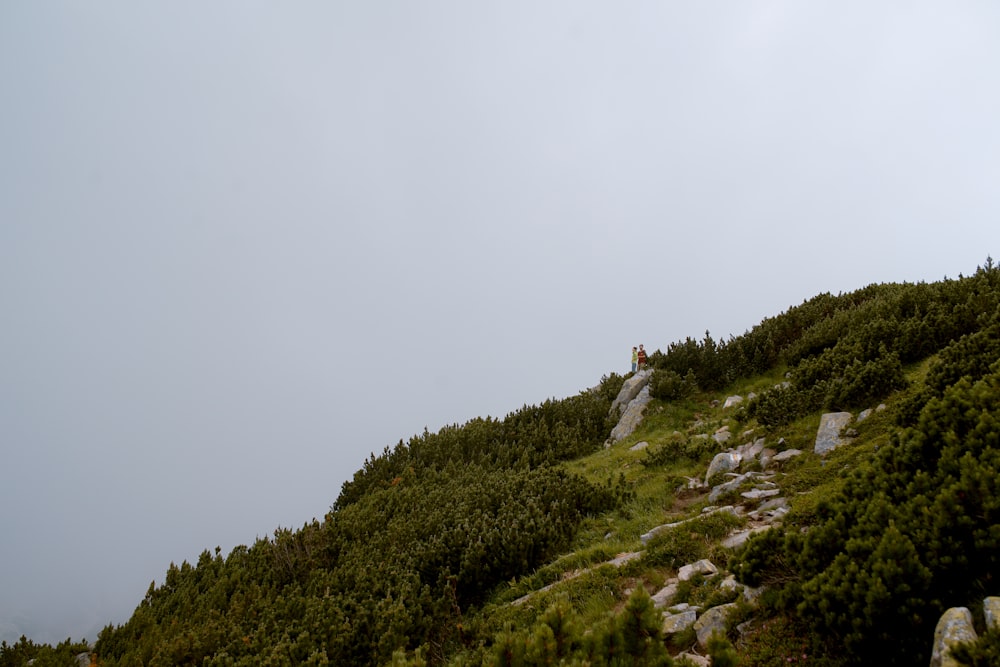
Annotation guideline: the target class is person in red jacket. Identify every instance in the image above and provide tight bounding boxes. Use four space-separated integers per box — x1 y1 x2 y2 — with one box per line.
637 344 648 370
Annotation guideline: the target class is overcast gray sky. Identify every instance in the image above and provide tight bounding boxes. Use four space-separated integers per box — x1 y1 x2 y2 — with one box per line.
2 1 998 644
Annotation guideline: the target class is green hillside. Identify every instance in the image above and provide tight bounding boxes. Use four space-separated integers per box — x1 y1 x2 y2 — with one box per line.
6 260 1000 667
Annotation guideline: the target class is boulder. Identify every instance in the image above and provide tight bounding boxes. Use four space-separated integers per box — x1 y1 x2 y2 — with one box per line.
676 653 710 667
736 437 766 461
640 506 739 544
651 581 679 608
984 596 1000 630
705 452 741 484
723 395 743 408
630 441 649 452
815 412 854 455
694 603 739 648
713 425 732 444
678 559 717 581
930 606 977 667
610 370 652 416
661 609 698 636
772 448 803 462
609 386 652 443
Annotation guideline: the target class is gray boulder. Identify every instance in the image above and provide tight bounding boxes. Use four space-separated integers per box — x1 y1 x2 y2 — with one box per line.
815 412 854 455
609 386 652 443
985 596 1000 629
610 370 652 416
705 452 741 484
678 559 717 581
662 608 698 636
723 395 743 408
930 606 977 667
694 603 739 648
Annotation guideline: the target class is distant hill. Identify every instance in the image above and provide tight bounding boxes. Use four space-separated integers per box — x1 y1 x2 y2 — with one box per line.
6 259 999 667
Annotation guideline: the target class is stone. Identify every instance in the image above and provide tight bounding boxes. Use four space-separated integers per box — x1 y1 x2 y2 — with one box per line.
772 448 802 462
740 488 781 500
857 408 873 422
610 369 652 416
713 426 732 444
705 451 741 484
815 412 854 455
759 448 776 469
676 653 710 667
630 441 649 452
694 603 739 648
651 581 678 608
721 525 773 549
930 606 977 667
608 552 642 568
678 559 717 581
723 395 743 408
736 437 766 461
757 497 788 512
609 386 652 443
984 596 1000 630
661 609 698 636
640 506 739 544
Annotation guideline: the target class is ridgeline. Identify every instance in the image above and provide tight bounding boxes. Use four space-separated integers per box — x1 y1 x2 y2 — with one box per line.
5 260 1000 667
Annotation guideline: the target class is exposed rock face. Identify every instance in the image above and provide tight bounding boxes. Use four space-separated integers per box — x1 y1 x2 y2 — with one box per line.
678 559 717 581
610 370 652 416
772 448 803 462
815 412 854 455
985 596 1000 629
608 386 652 443
930 606 977 667
694 603 739 648
661 608 698 635
705 451 741 484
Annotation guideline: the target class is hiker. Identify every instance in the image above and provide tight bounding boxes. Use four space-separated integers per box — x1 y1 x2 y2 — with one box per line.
631 346 638 373
637 344 648 370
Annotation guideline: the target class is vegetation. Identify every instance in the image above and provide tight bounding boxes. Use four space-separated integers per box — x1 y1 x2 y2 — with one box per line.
8 259 1000 666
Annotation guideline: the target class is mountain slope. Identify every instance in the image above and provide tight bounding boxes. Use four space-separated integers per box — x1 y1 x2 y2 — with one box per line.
10 261 998 667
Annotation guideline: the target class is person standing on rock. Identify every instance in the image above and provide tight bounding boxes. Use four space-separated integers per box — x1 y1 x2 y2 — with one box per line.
637 344 648 370
631 346 638 373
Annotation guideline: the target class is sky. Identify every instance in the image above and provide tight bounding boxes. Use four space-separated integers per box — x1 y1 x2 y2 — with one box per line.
1 1 999 645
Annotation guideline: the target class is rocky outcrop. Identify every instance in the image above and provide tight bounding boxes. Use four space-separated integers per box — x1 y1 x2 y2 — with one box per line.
929 607 977 667
693 603 739 648
815 412 854 455
608 386 652 443
610 370 652 416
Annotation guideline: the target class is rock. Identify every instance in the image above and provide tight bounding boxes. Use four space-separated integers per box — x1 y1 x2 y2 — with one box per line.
640 506 739 544
772 448 802 462
759 448 776 469
610 370 652 416
708 472 771 502
721 525 773 549
736 437 766 461
661 609 698 636
609 386 652 443
694 603 739 648
705 451 741 484
712 426 732 444
676 652 710 667
857 408 873 422
740 488 781 500
723 395 743 408
608 552 642 568
651 581 679 608
630 441 649 452
757 497 788 512
815 412 854 455
76 654 91 667
985 597 1000 630
678 559 717 581
930 606 978 667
